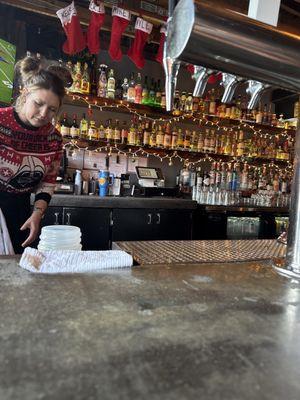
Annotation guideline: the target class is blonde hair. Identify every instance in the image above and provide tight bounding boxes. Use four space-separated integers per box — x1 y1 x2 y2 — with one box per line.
15 55 72 113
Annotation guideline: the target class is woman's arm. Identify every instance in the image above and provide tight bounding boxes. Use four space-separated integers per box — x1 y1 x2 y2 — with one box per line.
20 199 48 247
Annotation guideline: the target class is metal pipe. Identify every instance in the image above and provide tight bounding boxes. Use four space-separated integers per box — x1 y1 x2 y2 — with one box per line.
165 0 300 94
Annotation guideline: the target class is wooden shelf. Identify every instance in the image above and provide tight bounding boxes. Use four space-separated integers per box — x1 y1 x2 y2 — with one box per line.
64 94 296 135
63 138 291 166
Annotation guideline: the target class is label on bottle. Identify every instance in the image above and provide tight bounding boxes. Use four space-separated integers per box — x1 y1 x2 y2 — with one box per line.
114 128 121 141
60 126 70 137
135 86 142 104
164 134 171 148
70 126 79 138
171 133 178 148
143 131 150 146
127 87 136 102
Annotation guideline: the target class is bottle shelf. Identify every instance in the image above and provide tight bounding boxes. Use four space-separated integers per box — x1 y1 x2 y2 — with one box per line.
64 93 296 135
62 138 291 166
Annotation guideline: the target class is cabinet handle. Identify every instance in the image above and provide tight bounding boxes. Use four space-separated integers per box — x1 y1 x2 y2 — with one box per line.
54 212 60 225
66 212 71 225
147 213 152 225
156 213 161 225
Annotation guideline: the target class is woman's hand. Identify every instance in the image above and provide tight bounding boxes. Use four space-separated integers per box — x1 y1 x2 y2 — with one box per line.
20 212 43 247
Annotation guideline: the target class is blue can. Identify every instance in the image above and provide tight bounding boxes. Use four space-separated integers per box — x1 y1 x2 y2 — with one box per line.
98 170 109 197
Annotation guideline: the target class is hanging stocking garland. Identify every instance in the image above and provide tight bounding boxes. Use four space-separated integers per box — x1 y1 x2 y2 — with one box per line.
155 24 166 64
108 6 131 61
56 1 86 55
127 17 153 69
87 0 106 55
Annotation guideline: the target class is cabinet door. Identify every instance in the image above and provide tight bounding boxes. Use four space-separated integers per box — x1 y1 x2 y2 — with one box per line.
63 207 110 250
112 209 158 241
31 206 63 248
42 206 63 227
155 210 193 240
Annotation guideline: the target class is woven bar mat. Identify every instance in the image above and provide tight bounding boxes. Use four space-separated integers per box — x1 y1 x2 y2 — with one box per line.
114 239 286 265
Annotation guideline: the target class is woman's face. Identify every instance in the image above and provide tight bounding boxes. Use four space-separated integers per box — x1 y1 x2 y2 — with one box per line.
20 88 60 127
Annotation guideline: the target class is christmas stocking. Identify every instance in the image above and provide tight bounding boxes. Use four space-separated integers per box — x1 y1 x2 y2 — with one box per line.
155 24 166 64
56 1 86 55
87 0 105 55
127 17 153 69
108 6 131 61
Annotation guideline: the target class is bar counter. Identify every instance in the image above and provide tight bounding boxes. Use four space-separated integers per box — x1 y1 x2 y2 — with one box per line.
1 255 299 399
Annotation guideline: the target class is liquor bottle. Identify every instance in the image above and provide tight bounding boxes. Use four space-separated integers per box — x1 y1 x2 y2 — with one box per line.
203 129 210 153
98 122 105 140
107 69 116 99
60 113 70 138
184 130 191 150
115 80 123 100
180 92 187 112
255 103 263 124
149 125 157 147
105 119 113 144
197 132 204 152
148 79 156 106
122 78 129 101
177 128 184 148
66 61 75 92
209 89 216 115
141 76 149 105
156 125 164 148
172 91 181 115
236 130 244 157
192 97 199 113
191 130 198 151
262 104 268 125
161 92 166 109
134 72 142 104
114 119 121 143
88 121 99 141
171 128 178 149
128 119 136 145
163 124 172 149
127 73 136 103
73 61 82 93
90 56 98 96
135 122 142 146
121 121 128 144
185 93 193 113
80 63 90 94
97 64 107 98
230 97 237 119
209 129 216 153
143 121 151 147
155 79 162 107
70 114 79 139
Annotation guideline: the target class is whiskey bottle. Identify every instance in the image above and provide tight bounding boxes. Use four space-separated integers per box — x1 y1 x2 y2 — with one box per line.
107 69 116 99
134 73 143 104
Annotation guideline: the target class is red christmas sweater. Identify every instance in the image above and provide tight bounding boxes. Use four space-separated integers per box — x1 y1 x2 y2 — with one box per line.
0 107 63 203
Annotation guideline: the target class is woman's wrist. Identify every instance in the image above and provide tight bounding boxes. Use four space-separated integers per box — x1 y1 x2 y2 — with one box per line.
32 206 45 219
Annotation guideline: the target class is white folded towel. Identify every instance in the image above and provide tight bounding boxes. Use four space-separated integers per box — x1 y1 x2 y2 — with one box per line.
0 208 15 255
19 247 133 274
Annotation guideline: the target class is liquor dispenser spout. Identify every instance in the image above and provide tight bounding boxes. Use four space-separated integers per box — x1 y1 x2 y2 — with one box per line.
163 57 181 111
246 80 270 110
221 73 245 104
192 66 214 98
164 0 300 92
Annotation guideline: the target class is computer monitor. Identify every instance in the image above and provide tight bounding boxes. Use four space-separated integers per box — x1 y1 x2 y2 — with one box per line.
0 37 16 104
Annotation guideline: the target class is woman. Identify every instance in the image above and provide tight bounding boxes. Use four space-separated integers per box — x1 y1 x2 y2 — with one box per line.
0 55 72 253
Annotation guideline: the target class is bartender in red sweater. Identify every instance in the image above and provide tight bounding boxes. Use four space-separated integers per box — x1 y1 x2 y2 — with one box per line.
0 55 72 253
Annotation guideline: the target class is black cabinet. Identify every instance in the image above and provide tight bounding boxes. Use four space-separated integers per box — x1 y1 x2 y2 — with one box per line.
111 209 193 241
34 206 110 250
63 207 110 250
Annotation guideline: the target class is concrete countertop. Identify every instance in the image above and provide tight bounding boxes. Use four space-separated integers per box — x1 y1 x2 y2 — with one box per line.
46 194 197 209
0 257 300 400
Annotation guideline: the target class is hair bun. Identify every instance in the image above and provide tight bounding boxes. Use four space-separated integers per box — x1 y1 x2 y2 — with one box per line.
47 65 73 88
16 56 41 84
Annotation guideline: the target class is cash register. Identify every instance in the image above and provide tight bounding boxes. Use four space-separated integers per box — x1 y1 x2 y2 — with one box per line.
135 166 178 197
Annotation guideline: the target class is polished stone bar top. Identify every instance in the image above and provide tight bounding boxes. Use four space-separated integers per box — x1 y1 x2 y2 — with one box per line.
45 194 197 209
1 256 300 400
